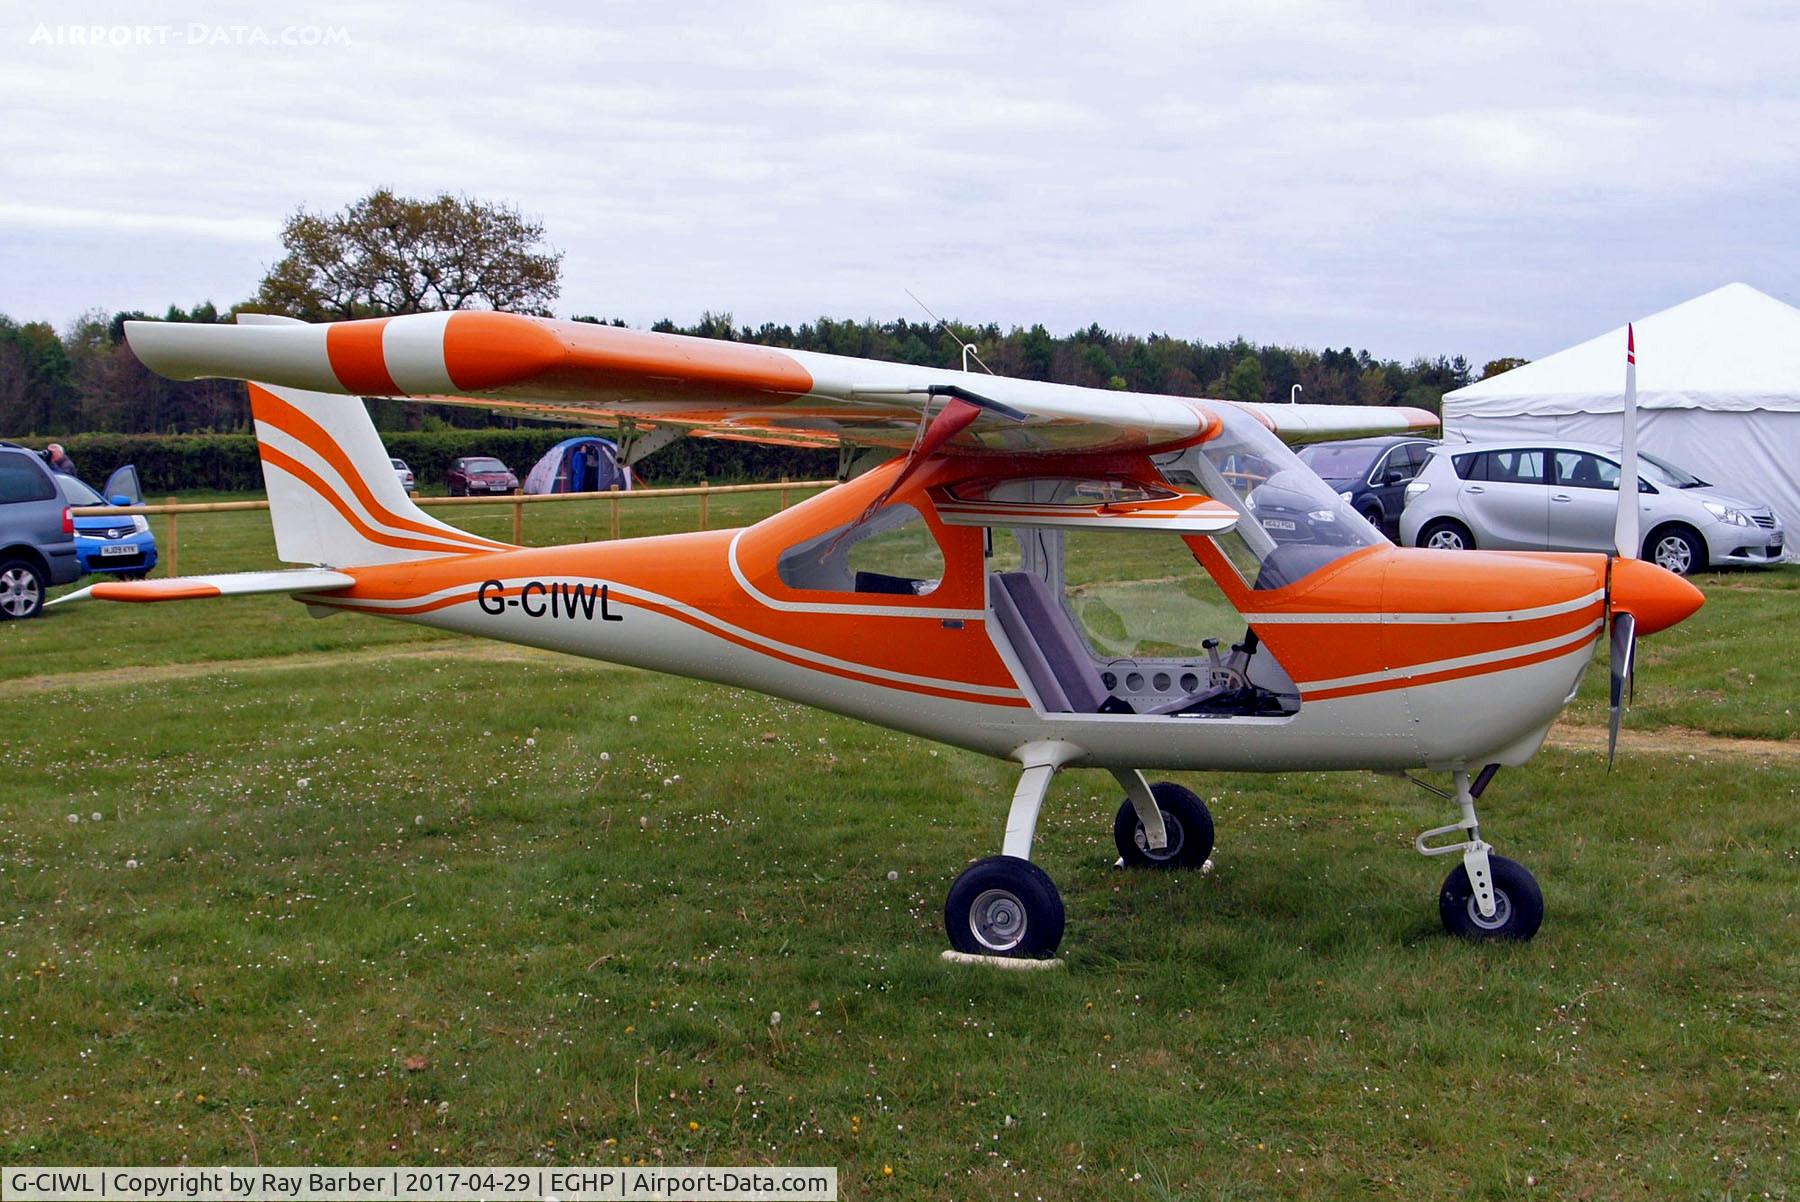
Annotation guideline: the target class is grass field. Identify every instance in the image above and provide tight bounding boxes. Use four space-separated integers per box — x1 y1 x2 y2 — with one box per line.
1 494 1795 1199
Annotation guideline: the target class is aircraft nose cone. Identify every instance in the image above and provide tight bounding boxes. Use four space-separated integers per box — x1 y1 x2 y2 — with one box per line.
1610 556 1704 635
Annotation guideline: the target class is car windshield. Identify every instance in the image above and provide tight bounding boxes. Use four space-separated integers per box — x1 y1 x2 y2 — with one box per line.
1296 443 1380 479
464 458 508 473
56 475 106 506
390 458 407 469
1639 452 1706 489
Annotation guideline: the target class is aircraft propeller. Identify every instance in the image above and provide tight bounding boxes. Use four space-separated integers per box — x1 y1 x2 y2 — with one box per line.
1606 323 1641 767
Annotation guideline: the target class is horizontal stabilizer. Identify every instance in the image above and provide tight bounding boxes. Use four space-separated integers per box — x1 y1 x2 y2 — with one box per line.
51 568 355 606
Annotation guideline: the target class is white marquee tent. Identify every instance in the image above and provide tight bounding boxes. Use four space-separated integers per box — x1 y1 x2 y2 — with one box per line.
1442 282 1800 545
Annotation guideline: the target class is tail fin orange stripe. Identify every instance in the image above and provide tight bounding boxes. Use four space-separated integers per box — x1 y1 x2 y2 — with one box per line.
249 386 512 552
258 444 492 557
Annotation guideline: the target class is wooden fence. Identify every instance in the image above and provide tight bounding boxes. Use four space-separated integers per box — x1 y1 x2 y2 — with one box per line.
71 479 838 576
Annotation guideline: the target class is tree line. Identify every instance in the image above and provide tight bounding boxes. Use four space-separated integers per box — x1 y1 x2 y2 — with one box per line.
0 189 1487 438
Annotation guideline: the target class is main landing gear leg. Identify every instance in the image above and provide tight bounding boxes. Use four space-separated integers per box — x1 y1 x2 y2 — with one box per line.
1411 766 1543 941
943 741 1079 960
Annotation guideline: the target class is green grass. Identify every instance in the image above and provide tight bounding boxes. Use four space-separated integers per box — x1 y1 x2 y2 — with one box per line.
0 500 1794 1196
1 658 1794 1197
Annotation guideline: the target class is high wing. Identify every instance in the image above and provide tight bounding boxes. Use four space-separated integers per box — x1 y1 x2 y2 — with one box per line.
125 312 1438 453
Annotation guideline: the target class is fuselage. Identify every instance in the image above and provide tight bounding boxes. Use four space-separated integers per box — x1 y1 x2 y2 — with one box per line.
298 457 1675 775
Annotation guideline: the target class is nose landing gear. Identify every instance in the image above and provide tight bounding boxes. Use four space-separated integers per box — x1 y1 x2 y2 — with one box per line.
1411 766 1544 941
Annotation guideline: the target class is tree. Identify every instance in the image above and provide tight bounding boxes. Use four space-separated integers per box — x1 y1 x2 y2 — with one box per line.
1481 357 1529 379
255 189 563 320
1226 356 1266 404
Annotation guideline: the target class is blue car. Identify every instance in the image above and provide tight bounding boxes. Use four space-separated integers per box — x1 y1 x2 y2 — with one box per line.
56 466 159 579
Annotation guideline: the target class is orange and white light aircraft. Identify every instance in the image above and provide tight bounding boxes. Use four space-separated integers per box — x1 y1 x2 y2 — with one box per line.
59 313 1702 958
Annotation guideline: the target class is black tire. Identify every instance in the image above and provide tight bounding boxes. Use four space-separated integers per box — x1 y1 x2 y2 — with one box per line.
1418 518 1475 552
1439 854 1543 941
1113 781 1215 869
1357 503 1384 530
1644 524 1705 576
0 558 46 620
944 855 1065 957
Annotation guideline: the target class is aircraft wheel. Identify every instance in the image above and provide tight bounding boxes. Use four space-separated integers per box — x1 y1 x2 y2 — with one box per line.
944 856 1064 958
1439 854 1543 941
1113 782 1214 869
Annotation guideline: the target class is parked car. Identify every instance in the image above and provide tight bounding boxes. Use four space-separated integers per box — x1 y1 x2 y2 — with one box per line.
390 457 417 493
446 456 519 496
56 466 158 579
1399 440 1785 574
0 441 80 619
1296 436 1432 539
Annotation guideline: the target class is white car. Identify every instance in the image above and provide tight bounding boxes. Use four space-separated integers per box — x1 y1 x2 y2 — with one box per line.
389 457 416 493
1399 440 1784 575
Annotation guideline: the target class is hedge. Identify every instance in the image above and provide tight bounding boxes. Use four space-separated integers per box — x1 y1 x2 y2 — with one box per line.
11 426 837 493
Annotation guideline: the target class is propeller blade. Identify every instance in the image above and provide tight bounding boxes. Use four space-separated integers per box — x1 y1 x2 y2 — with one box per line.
1614 323 1640 559
1607 610 1637 769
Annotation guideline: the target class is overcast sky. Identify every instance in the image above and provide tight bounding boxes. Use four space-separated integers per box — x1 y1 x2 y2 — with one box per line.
4 0 1797 366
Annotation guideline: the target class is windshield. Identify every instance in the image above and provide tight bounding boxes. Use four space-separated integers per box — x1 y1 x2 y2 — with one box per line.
1296 443 1380 480
464 458 508 473
1640 452 1706 489
1156 406 1384 589
56 475 105 506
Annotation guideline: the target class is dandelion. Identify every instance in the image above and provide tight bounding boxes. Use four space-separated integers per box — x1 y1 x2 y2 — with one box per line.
688 1121 699 1132
770 1011 782 1026
599 752 612 762
90 812 103 822
414 815 424 826
126 859 139 869
886 870 899 881
66 814 79 824
525 737 536 748
297 778 310 789
628 715 639 723
882 1165 892 1177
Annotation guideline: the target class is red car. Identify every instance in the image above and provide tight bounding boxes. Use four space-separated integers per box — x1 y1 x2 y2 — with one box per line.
446 456 519 496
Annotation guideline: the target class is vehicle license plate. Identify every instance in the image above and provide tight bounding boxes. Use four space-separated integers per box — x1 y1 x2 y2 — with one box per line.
1261 519 1296 532
100 543 136 556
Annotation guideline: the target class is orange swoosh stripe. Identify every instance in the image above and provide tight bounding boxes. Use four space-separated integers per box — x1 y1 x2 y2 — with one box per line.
1304 630 1596 702
260 445 493 557
312 584 1029 708
249 386 511 553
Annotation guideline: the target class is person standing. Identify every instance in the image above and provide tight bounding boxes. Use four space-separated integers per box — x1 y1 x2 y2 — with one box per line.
44 444 76 477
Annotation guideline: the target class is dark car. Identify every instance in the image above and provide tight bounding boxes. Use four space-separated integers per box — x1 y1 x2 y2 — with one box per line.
1295 436 1432 540
0 441 80 619
446 456 519 496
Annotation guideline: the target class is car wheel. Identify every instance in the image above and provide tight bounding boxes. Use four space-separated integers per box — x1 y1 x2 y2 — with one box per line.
1419 519 1475 552
0 558 47 620
1645 525 1705 576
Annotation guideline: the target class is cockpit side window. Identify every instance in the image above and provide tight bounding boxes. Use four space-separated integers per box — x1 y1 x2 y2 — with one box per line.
777 503 946 596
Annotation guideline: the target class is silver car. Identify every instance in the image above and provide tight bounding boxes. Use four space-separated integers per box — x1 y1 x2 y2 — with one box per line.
1399 440 1784 574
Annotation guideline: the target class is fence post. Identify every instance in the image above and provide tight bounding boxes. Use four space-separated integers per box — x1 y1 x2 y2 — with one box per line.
609 485 620 540
699 481 709 531
164 496 179 577
511 494 524 544
779 475 791 510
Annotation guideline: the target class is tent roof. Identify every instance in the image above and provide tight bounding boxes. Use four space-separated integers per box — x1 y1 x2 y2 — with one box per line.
1444 283 1800 418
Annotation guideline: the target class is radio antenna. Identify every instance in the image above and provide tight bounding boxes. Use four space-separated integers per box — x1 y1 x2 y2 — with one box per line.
905 288 994 374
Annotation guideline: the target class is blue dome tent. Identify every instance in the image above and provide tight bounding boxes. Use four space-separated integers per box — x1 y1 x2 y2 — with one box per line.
522 436 629 495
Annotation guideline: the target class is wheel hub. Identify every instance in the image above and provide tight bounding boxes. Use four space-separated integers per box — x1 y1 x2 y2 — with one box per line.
1134 812 1185 861
969 887 1027 952
1653 536 1691 573
1465 887 1513 931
